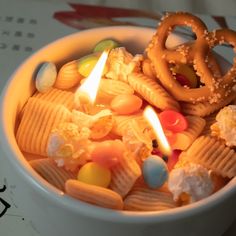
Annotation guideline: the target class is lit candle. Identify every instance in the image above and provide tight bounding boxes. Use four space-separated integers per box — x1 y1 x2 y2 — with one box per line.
74 50 109 113
143 106 172 156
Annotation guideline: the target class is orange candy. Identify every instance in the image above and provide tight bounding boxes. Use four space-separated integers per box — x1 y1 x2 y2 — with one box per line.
91 140 125 168
110 94 142 115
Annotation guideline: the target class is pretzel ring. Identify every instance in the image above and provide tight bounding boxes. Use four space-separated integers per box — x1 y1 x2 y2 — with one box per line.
147 12 229 103
195 29 236 99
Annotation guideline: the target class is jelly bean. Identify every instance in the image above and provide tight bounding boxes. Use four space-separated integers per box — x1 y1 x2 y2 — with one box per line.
159 110 188 133
78 53 107 77
175 73 191 87
151 148 162 156
142 155 168 189
93 39 119 52
35 62 57 93
110 94 142 115
172 64 198 88
151 149 168 163
167 150 181 171
77 162 111 188
91 140 125 168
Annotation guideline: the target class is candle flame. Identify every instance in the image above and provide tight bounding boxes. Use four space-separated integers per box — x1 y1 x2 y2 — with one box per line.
76 50 109 104
143 106 172 156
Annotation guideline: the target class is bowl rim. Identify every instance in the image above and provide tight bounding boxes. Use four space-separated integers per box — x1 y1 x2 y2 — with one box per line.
0 25 236 224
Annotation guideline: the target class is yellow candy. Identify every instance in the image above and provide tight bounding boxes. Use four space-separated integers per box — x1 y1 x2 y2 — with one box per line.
93 39 119 52
172 64 198 88
77 162 111 188
78 53 107 77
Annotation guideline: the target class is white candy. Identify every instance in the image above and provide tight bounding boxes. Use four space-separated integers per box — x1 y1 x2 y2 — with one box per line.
35 62 57 93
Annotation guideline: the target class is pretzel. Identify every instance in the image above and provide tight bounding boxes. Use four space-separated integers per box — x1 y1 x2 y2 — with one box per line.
195 29 236 97
147 12 236 103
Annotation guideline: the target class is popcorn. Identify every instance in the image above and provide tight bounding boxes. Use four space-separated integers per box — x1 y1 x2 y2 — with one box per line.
72 109 114 140
168 163 214 203
211 105 236 146
122 119 153 163
47 122 92 171
106 47 143 82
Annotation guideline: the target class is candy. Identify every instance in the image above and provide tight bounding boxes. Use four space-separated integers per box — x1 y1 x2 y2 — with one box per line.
91 140 125 168
78 53 107 77
167 150 181 171
77 162 111 188
35 62 57 93
110 94 142 115
159 110 188 133
175 74 191 87
172 64 198 88
93 39 119 52
142 155 168 189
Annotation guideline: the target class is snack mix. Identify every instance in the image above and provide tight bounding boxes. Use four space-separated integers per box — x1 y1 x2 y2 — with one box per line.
16 12 236 211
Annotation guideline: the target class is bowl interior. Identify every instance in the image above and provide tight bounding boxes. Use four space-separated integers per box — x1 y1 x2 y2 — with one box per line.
1 26 236 223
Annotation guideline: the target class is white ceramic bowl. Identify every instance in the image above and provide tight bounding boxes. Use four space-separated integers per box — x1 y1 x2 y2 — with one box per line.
1 26 236 236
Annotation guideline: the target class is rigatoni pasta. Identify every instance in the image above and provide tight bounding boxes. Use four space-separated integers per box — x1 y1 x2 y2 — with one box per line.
127 72 180 111
110 151 142 197
124 187 177 211
16 98 71 156
184 136 236 178
30 158 76 191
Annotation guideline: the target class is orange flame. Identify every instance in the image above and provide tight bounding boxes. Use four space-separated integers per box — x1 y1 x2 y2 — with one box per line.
75 50 109 106
143 106 172 156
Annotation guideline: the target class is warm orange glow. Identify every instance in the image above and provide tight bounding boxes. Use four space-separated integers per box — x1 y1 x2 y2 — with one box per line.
75 50 109 105
143 106 172 156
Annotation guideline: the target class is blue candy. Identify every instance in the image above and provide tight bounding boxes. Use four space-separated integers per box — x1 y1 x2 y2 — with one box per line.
35 62 57 93
142 155 168 189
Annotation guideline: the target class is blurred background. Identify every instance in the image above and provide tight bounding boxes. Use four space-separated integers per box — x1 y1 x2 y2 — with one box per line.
41 0 236 15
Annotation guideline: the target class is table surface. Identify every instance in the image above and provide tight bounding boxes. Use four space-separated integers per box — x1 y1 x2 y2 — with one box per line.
0 0 236 235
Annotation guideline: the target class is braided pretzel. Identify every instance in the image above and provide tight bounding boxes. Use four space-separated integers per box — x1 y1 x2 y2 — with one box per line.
147 12 236 103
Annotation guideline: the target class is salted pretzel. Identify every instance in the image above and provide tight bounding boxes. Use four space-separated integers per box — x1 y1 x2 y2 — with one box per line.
147 12 236 103
195 29 236 96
